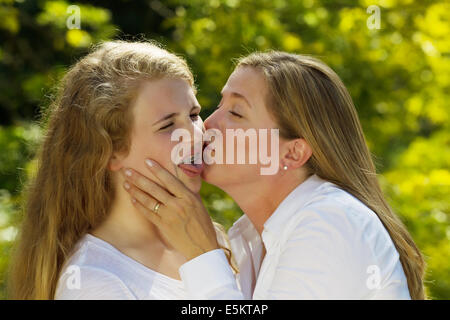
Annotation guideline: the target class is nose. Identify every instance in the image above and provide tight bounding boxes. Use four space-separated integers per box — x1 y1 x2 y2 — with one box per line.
204 108 220 132
183 116 204 151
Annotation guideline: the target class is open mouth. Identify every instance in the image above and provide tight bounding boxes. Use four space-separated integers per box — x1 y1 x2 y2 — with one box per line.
177 152 204 177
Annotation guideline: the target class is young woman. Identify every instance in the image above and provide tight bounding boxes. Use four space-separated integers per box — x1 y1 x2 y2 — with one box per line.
123 51 426 299
7 40 234 299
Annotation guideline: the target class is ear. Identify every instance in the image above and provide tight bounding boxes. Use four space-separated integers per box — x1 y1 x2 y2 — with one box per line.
280 138 312 170
108 153 125 172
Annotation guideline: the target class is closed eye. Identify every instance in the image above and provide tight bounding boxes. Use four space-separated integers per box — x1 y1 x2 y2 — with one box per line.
229 111 242 118
159 113 199 131
159 122 174 130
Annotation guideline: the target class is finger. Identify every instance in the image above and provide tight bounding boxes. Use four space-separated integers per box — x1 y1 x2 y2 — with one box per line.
123 168 172 204
124 180 163 214
144 159 192 199
130 196 162 227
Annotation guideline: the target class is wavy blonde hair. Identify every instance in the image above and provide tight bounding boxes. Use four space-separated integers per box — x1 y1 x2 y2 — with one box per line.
237 51 426 299
8 40 234 299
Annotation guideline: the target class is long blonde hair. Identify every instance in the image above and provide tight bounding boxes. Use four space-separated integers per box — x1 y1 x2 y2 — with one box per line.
237 51 426 299
8 40 234 299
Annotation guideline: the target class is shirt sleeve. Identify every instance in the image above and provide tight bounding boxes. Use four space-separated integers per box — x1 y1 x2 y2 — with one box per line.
55 266 137 300
179 207 407 300
178 213 362 300
179 212 362 300
178 249 244 299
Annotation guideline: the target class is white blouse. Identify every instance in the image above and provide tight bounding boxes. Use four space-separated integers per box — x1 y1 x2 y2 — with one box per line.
55 234 187 299
179 174 411 299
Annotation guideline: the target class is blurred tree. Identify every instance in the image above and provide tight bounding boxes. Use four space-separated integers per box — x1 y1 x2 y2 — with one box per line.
0 0 448 299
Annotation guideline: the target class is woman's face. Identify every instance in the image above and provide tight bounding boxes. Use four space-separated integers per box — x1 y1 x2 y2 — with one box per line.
202 66 281 190
117 77 204 193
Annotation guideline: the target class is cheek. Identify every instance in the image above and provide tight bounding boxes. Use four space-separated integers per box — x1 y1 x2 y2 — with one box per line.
147 134 179 171
122 131 175 172
204 135 261 187
204 128 276 186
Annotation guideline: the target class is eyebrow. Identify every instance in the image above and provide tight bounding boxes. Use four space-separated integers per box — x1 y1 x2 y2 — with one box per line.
152 105 201 126
221 91 252 108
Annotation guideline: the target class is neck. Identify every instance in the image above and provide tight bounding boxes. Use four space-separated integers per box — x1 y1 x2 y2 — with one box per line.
91 176 169 251
225 170 311 235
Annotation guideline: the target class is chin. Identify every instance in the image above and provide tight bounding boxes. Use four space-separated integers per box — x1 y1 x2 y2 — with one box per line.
200 164 214 184
201 163 228 189
202 163 261 192
183 176 202 193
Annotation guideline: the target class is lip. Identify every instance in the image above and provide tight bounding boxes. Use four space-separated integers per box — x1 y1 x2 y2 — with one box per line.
177 146 204 178
178 162 204 177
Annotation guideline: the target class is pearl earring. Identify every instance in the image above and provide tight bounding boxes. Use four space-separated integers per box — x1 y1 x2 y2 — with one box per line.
283 165 288 170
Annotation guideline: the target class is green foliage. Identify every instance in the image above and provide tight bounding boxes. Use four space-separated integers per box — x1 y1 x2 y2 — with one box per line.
200 182 243 230
0 0 448 299
0 124 42 298
381 130 450 299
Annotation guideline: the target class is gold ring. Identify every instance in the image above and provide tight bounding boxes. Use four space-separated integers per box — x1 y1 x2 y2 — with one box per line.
153 202 161 214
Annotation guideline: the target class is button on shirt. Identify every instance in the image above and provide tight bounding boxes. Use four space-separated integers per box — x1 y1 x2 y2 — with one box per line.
179 174 411 299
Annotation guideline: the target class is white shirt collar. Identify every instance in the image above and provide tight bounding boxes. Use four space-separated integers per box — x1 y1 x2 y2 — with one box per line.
183 173 411 299
262 174 326 241
229 174 327 249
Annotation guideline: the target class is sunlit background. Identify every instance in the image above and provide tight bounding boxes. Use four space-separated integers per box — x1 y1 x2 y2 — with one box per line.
0 0 449 299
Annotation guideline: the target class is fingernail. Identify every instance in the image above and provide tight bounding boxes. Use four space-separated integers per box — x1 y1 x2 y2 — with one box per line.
125 169 132 177
145 159 154 167
124 182 130 190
